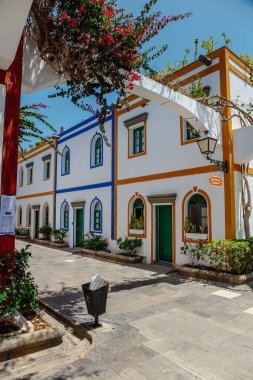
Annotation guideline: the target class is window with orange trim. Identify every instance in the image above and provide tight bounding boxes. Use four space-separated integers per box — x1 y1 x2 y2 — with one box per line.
128 195 146 237
183 119 200 142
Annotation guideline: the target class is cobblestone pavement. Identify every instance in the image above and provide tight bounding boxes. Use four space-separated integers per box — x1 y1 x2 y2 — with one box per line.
10 241 253 379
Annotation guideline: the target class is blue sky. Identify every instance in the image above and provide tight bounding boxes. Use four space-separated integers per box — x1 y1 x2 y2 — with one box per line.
21 0 253 147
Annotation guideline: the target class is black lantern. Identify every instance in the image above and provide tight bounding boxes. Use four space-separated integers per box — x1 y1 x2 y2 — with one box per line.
198 54 212 67
197 136 228 173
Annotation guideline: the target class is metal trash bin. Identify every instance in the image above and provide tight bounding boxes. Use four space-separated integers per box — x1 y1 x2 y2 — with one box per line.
81 282 109 326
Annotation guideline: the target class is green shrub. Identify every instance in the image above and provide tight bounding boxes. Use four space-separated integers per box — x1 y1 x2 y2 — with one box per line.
0 245 38 317
205 240 252 274
52 229 67 243
39 225 53 240
129 215 144 230
117 236 142 256
15 227 30 237
180 243 205 267
181 239 253 274
78 233 108 251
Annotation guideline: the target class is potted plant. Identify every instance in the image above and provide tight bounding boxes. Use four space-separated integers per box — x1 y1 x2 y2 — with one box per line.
117 236 142 257
15 227 31 240
184 217 208 240
129 215 144 235
39 225 53 241
51 229 67 244
77 233 108 253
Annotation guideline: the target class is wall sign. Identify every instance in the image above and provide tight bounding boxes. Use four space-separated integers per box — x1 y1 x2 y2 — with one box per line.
209 176 223 187
0 195 16 235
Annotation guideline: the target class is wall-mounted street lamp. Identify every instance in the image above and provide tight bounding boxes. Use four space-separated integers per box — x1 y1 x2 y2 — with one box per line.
197 136 228 173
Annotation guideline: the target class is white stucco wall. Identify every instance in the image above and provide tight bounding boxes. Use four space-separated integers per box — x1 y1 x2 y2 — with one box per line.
234 171 253 239
117 101 223 182
117 172 225 265
17 145 55 197
55 187 112 248
16 195 54 239
16 144 55 237
56 118 113 191
229 70 253 129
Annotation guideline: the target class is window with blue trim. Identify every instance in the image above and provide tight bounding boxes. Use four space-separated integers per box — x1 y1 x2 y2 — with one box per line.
90 199 102 232
62 147 70 175
61 202 69 230
94 202 101 231
91 134 103 167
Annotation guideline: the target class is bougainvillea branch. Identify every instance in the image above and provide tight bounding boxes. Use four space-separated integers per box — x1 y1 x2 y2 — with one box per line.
27 0 191 144
19 104 56 153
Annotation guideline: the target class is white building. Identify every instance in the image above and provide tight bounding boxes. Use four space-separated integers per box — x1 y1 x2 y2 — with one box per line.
54 114 114 247
16 46 253 266
16 141 56 238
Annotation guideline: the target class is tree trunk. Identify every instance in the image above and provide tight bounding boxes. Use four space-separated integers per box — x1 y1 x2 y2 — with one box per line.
242 166 252 238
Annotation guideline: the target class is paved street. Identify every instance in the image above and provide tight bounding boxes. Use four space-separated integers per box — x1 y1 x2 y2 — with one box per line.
13 241 253 379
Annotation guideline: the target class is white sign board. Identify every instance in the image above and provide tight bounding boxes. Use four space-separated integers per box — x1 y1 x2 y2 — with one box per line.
0 195 16 235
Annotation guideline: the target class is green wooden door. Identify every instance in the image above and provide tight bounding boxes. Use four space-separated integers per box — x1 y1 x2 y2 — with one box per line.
156 205 173 263
76 208 84 246
34 210 39 239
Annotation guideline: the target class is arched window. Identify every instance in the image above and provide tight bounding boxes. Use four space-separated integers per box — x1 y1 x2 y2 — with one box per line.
60 201 69 230
128 194 146 236
26 205 31 226
90 134 103 168
187 193 208 233
17 205 22 226
42 204 49 226
90 198 102 233
19 167 24 187
62 146 70 175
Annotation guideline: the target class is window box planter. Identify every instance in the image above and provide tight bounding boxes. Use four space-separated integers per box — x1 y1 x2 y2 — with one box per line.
185 233 208 241
129 229 144 236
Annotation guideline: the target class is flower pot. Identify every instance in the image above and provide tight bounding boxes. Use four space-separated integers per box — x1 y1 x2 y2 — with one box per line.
185 233 208 241
129 229 144 235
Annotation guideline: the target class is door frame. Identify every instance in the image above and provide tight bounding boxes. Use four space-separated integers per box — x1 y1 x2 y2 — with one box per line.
151 202 176 267
73 206 85 246
32 205 40 239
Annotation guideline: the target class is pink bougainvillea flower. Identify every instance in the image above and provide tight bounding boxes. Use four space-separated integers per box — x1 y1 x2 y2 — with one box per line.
104 34 114 44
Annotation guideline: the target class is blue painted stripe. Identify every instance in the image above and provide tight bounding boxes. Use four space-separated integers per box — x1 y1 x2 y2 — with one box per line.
59 114 98 137
58 115 113 145
56 181 112 194
59 107 113 137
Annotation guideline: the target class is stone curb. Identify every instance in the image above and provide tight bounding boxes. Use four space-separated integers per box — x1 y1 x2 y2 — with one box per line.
37 298 93 344
78 248 143 264
15 235 30 240
0 310 65 362
33 239 68 249
178 265 253 285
